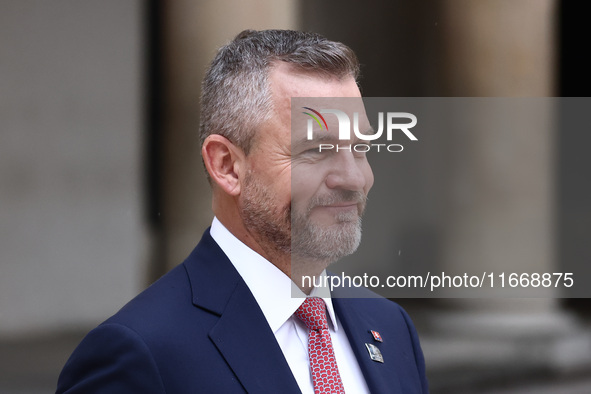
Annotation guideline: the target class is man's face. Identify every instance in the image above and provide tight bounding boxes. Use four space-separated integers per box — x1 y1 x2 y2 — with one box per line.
240 63 374 267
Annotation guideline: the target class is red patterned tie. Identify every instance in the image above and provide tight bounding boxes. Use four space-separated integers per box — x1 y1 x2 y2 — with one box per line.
295 297 346 394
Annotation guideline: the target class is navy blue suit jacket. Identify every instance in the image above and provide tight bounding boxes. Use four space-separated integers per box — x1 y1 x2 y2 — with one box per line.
57 230 428 393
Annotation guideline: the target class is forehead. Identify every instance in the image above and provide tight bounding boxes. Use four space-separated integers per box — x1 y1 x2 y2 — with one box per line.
269 62 361 111
262 63 364 148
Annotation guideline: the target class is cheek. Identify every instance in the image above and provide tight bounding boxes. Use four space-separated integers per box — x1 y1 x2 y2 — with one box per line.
291 165 311 194
291 173 324 210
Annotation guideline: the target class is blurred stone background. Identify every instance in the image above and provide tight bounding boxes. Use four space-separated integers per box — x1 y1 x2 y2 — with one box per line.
1 1 590 393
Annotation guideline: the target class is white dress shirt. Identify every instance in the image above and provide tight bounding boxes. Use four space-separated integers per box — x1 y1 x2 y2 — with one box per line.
210 217 370 394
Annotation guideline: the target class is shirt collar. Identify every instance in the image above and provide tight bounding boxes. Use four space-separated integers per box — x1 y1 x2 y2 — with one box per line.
210 217 339 332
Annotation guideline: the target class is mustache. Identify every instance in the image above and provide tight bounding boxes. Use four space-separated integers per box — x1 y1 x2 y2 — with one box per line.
307 190 367 212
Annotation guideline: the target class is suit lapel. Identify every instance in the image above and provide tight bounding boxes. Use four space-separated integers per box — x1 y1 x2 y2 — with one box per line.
209 280 301 393
333 297 404 394
184 230 301 394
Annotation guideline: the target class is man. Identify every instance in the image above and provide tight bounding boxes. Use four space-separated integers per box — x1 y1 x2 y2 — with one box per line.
57 29 428 393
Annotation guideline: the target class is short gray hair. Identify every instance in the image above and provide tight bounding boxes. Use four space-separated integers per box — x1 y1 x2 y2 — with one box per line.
199 29 360 154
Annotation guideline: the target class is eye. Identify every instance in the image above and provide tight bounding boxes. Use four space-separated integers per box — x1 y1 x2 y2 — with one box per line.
292 148 321 163
301 147 331 156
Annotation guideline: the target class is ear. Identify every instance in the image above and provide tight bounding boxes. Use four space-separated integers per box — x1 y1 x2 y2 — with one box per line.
202 135 246 196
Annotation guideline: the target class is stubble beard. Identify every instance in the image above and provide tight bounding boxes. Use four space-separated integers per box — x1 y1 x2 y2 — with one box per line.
291 190 365 264
241 172 366 269
241 172 292 256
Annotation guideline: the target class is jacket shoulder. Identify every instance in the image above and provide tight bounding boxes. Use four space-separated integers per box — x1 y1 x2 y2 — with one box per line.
56 322 166 393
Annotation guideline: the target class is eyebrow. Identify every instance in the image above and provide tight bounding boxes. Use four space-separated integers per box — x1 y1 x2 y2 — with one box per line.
291 121 375 149
293 134 339 148
292 132 373 151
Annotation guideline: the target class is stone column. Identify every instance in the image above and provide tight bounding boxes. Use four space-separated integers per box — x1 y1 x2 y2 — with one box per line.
159 0 299 271
437 0 556 313
424 0 591 378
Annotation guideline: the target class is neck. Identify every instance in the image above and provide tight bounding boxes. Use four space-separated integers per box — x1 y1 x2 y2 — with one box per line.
214 199 291 275
291 255 332 295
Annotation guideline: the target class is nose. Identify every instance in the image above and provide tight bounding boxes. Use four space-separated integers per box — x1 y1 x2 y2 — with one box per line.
325 150 372 192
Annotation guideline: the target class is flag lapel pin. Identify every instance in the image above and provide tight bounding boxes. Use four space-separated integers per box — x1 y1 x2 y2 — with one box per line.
370 330 383 342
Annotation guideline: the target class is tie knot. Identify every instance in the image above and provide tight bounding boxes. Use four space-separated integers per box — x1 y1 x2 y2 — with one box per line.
295 297 328 331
